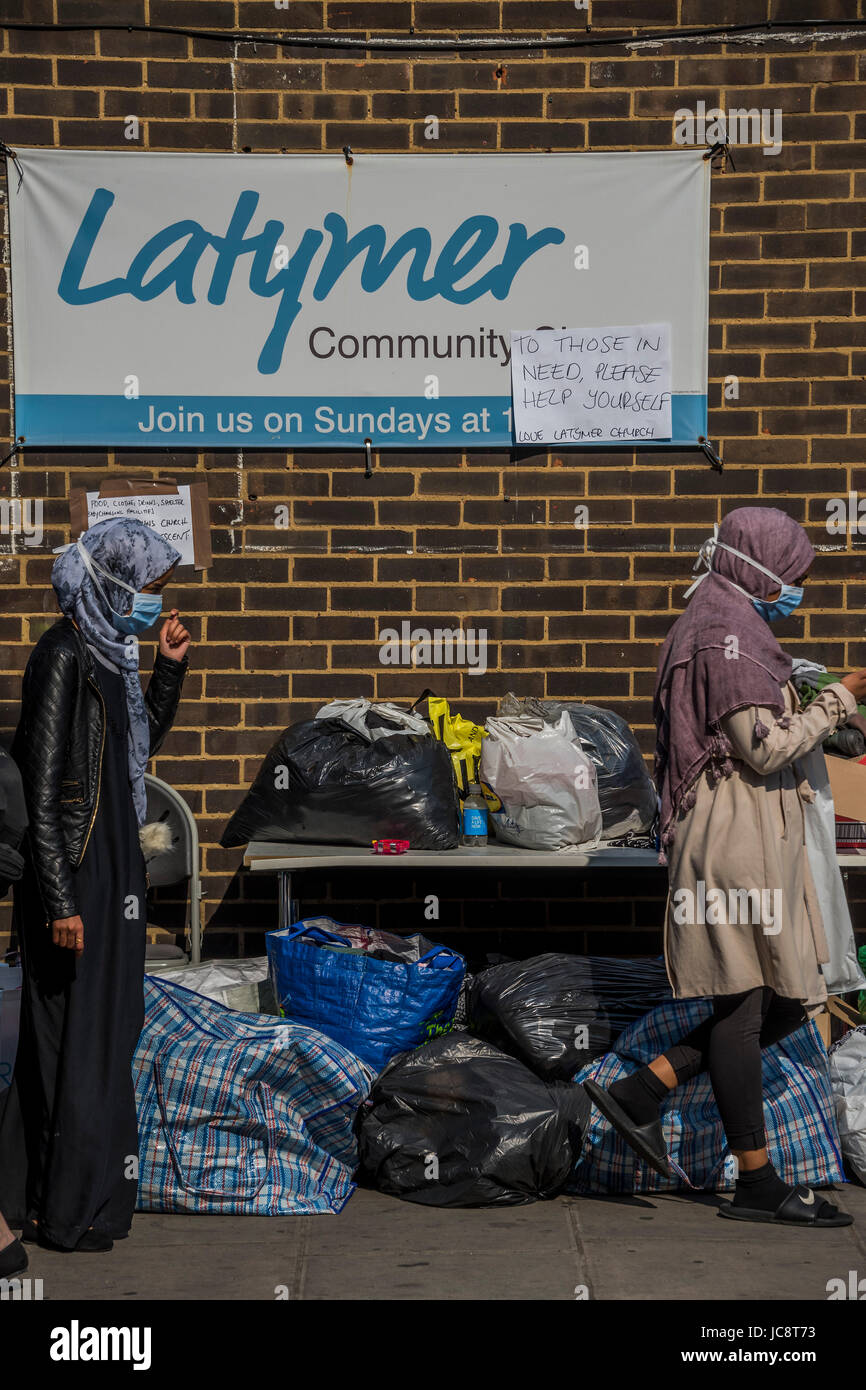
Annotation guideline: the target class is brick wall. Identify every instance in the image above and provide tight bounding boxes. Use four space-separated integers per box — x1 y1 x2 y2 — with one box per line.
1 2 865 966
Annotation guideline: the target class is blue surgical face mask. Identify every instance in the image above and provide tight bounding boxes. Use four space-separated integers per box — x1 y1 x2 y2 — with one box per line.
751 585 804 624
111 591 163 635
74 538 164 634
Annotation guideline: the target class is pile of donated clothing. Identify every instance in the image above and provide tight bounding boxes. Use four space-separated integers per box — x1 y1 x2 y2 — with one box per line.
134 696 857 1214
135 918 855 1215
792 657 866 759
220 692 659 853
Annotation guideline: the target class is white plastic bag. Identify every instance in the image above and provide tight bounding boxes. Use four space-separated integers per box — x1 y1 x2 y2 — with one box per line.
480 712 602 851
314 698 429 742
828 1025 866 1184
146 957 274 1013
797 745 866 994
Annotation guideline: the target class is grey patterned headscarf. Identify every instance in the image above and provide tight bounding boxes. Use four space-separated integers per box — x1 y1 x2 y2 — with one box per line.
52 517 180 825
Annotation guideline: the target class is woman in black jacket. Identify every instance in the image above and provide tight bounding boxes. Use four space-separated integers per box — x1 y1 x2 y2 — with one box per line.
0 517 190 1252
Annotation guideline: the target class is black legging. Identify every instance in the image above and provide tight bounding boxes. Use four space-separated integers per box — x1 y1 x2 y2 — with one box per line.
662 987 807 1150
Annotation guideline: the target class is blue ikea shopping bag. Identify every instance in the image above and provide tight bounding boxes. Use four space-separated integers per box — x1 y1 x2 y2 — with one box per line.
266 919 465 1073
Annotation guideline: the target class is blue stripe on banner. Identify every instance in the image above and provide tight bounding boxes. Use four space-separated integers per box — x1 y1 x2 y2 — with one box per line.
15 394 708 449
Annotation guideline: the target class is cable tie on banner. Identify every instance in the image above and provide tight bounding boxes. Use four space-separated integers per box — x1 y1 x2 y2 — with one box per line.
342 145 354 167
0 141 24 191
0 442 23 469
703 140 736 172
698 436 723 472
363 437 373 478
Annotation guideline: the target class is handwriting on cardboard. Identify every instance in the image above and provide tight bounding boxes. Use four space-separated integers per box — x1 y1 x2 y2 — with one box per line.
510 323 672 444
84 486 195 566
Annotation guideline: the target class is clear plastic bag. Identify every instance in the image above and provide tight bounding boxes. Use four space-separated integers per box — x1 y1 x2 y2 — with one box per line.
467 952 673 1080
828 1025 866 1185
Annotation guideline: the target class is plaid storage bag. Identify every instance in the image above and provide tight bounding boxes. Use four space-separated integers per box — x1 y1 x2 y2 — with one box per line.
134 975 373 1215
266 919 466 1074
571 998 845 1194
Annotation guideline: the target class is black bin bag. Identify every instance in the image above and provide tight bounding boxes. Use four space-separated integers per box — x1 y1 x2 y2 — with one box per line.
221 717 460 849
558 703 657 838
354 1031 590 1207
467 953 673 1081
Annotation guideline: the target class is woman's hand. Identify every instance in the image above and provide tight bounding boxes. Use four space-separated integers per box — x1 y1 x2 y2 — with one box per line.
840 670 866 703
52 914 84 955
158 609 191 663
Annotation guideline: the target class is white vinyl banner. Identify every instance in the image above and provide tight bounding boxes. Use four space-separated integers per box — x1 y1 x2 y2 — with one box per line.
8 149 710 449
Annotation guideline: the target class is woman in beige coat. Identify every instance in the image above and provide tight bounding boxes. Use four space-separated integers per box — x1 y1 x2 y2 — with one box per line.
585 507 865 1228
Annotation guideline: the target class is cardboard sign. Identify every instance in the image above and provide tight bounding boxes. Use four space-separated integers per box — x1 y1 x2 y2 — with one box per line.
68 477 211 570
510 323 672 445
826 753 866 823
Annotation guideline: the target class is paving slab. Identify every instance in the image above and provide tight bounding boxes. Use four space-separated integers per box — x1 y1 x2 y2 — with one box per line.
567 1185 866 1301
299 1188 585 1300
12 1182 866 1302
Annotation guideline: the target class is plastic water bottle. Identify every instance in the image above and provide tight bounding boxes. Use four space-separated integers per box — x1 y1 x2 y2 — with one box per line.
722 1152 739 1190
462 783 488 847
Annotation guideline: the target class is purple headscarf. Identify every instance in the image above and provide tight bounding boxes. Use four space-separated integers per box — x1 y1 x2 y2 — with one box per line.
654 507 815 857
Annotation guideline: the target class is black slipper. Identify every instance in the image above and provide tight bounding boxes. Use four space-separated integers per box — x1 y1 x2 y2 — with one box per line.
718 1183 853 1228
0 1238 28 1278
583 1077 673 1178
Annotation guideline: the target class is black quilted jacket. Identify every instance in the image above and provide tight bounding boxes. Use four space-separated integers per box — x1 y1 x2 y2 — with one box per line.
11 616 187 923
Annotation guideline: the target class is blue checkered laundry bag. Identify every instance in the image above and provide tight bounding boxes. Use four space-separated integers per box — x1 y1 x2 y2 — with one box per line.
570 997 845 1194
134 975 373 1215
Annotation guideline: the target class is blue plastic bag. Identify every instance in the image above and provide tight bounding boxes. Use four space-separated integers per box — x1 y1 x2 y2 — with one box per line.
266 918 466 1074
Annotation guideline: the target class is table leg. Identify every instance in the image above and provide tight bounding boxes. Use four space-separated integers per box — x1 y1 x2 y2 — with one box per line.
278 870 293 929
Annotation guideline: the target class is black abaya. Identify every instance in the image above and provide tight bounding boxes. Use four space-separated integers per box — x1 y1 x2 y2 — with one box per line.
0 656 147 1248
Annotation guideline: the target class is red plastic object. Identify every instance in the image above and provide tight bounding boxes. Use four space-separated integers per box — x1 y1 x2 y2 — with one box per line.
371 838 410 855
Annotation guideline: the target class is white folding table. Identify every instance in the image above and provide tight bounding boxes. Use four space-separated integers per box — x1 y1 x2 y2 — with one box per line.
244 840 866 932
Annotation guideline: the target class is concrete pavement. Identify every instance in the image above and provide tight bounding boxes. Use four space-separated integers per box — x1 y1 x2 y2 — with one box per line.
14 1181 866 1301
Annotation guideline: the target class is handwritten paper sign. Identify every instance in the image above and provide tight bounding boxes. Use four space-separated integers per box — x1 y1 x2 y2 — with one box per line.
510 323 672 444
84 486 196 565
69 477 212 569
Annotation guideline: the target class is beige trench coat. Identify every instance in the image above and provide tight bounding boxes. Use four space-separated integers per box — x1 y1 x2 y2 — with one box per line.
664 680 856 1009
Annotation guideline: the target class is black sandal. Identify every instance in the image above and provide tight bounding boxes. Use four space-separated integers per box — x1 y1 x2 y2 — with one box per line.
0 1238 28 1278
583 1077 673 1179
718 1183 853 1228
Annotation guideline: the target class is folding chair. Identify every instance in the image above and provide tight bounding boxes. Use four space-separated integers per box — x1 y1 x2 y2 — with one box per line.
143 772 203 965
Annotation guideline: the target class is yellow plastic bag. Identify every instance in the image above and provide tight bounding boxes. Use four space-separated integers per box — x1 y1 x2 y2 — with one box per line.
414 692 500 809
